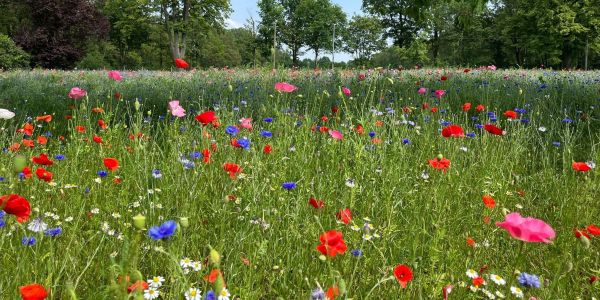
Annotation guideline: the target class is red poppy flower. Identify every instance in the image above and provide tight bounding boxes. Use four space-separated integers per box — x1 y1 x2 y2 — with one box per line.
462 103 472 111
331 106 339 114
17 123 34 136
203 269 225 285
36 115 52 123
202 148 211 164
36 136 47 145
321 115 329 122
174 58 189 69
422 102 430 109
472 277 485 287
104 158 119 171
441 125 465 138
21 166 32 179
0 194 31 223
309 197 324 209
428 157 450 172
336 208 352 224
591 276 598 284
263 144 272 154
586 224 600 236
358 73 366 81
316 230 347 257
22 139 35 148
354 123 364 134
482 195 496 208
223 163 242 179
326 286 339 299
93 135 103 144
475 104 485 112
195 111 217 125
75 125 86 133
464 68 471 73
35 168 53 182
466 237 476 247
430 107 438 113
572 162 592 172
484 124 505 135
574 228 590 239
441 76 448 81
98 119 108 129
19 283 48 300
32 153 53 166
92 107 105 113
503 110 518 119
393 264 413 288
127 281 148 293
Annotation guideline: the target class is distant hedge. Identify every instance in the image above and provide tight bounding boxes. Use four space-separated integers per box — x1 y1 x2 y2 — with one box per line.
0 34 30 70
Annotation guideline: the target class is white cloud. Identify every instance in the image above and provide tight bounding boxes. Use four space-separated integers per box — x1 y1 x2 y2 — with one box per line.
225 18 243 29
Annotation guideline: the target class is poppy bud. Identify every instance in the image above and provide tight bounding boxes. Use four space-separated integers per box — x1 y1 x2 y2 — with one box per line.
209 248 221 266
579 235 591 248
179 217 189 228
14 156 27 172
228 83 233 92
323 90 330 97
338 278 347 296
214 273 224 297
133 214 146 230
564 261 573 273
437 153 444 160
338 87 344 98
501 208 510 216
134 100 141 111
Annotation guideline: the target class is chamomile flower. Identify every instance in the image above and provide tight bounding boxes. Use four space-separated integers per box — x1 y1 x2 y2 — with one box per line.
144 288 160 299
495 291 505 298
510 286 524 298
490 274 506 285
218 287 231 300
185 287 202 300
482 289 496 299
466 269 479 279
147 276 165 288
180 257 193 268
350 224 361 231
191 261 202 271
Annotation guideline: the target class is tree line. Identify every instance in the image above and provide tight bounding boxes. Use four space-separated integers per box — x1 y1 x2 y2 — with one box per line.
0 0 599 70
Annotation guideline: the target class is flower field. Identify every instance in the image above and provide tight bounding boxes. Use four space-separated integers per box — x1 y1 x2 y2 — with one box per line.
0 68 599 299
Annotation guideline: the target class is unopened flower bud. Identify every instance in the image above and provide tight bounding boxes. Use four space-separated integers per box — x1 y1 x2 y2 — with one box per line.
209 248 221 266
133 214 146 230
579 235 591 248
179 217 189 228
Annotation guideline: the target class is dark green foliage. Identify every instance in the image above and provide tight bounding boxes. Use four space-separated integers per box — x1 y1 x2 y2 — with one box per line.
0 34 30 70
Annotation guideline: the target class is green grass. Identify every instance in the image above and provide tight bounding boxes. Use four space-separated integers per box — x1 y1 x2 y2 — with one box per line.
0 68 599 299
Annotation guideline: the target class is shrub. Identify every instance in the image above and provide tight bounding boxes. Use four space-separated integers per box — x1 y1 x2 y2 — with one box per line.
0 34 30 70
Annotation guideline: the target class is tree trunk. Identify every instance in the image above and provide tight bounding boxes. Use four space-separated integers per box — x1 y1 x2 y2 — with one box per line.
314 49 319 68
292 46 298 67
432 27 439 64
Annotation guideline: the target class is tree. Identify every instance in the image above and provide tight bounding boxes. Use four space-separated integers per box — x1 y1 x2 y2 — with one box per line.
153 0 231 60
344 15 385 64
362 0 430 47
257 0 285 62
298 0 346 66
12 0 109 69
0 34 30 69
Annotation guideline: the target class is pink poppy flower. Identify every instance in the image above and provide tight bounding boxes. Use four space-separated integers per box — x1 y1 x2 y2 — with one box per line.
434 90 445 99
417 87 427 95
275 82 297 93
239 118 252 130
329 130 343 140
108 70 123 81
342 86 351 96
168 100 186 118
496 212 556 243
68 87 87 100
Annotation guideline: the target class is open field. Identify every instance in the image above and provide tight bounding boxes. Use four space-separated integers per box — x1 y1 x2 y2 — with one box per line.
0 68 599 299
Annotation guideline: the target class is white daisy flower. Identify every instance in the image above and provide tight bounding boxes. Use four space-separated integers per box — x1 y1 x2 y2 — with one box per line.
180 257 193 269
537 126 547 132
185 288 202 300
144 288 160 300
345 179 355 188
495 291 505 298
466 269 479 279
510 286 524 298
191 261 202 272
489 274 506 285
218 288 231 300
147 276 165 288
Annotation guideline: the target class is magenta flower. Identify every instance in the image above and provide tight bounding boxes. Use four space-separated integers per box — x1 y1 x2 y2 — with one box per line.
417 87 427 95
329 130 343 140
108 70 123 81
168 100 186 118
434 90 446 99
496 212 556 243
342 86 351 97
239 118 253 130
68 87 87 100
275 82 297 93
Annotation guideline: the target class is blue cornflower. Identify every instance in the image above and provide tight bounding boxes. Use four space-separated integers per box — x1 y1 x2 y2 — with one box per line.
520 118 530 124
225 125 239 136
44 131 52 137
368 131 376 138
471 116 479 121
18 172 25 180
54 154 65 161
518 272 540 288
152 169 162 179
467 132 477 138
85 187 91 194
263 117 273 123
562 118 573 123
148 220 177 240
0 219 5 228
237 138 251 150
440 120 452 127
0 211 5 218
0 177 4 182
295 120 302 127
22 236 36 246
310 288 325 300
97 170 108 178
552 141 561 147
204 291 215 300
190 151 203 160
260 130 273 138
282 182 297 190
487 111 496 117
475 124 484 129
402 138 410 145
351 249 364 257
515 108 526 114
490 117 497 123
44 227 62 237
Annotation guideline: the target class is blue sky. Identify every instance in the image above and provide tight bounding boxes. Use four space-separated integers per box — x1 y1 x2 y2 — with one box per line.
227 0 364 62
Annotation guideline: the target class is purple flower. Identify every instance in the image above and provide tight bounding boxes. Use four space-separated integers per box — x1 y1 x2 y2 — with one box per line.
148 220 177 240
518 272 540 288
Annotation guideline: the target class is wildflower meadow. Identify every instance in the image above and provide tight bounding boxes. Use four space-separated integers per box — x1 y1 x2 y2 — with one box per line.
0 67 599 299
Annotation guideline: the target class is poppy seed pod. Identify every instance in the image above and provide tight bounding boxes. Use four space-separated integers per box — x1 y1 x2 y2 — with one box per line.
14 156 27 172
579 235 591 248
179 217 189 228
133 214 146 230
209 248 221 266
